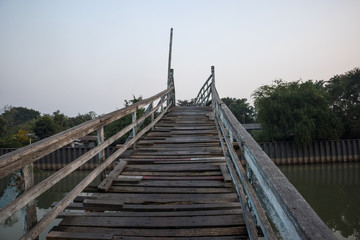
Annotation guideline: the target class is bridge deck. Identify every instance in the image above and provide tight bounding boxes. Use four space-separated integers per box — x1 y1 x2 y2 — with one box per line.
47 106 247 239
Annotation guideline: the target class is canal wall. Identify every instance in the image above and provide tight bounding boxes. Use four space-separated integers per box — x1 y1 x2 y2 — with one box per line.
1 139 359 170
259 139 360 165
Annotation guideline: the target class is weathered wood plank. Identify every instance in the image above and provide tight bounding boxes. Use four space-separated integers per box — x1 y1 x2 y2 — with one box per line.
122 171 222 176
220 163 232 182
83 199 124 210
85 186 235 194
98 161 127 192
47 226 247 239
58 209 243 218
124 163 221 172
59 215 245 228
112 180 232 188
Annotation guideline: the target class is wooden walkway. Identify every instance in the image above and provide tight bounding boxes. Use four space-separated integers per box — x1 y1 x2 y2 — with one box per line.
47 106 247 239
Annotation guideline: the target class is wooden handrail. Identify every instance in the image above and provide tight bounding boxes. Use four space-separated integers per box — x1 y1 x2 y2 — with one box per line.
0 87 173 177
20 102 172 240
195 67 336 239
0 86 174 239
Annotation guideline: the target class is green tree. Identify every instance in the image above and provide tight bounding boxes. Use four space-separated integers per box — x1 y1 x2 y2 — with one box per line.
221 97 255 124
326 68 360 138
53 110 68 132
67 111 96 127
0 116 7 137
2 106 40 126
177 99 195 106
33 115 57 139
253 80 341 145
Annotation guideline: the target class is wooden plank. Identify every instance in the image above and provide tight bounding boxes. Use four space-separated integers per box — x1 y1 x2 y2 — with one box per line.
116 175 142 182
98 161 127 192
122 171 221 176
112 180 233 188
112 236 245 240
92 193 239 204
220 163 232 182
47 226 247 239
140 176 224 180
59 215 245 228
85 186 235 194
83 199 124 210
124 163 221 172
100 202 242 211
63 202 242 212
58 209 243 218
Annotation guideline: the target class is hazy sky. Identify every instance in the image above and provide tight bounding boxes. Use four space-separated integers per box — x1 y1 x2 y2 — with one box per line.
1 1 359 116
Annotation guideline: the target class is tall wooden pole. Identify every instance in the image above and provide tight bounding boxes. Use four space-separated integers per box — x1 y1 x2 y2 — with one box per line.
167 28 173 84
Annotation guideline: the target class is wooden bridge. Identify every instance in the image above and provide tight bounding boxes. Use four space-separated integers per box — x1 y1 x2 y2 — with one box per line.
0 30 336 239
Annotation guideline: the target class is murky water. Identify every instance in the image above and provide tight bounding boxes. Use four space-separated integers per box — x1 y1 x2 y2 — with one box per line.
0 170 97 240
0 163 359 239
279 162 360 240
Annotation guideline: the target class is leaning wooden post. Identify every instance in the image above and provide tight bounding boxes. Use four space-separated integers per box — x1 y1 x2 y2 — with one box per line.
169 69 175 106
167 28 175 107
22 163 38 239
211 66 215 109
132 110 137 149
151 101 154 130
97 127 106 180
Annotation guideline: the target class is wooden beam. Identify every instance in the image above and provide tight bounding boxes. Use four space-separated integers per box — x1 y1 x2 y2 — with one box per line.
0 87 174 178
19 103 171 240
98 161 127 192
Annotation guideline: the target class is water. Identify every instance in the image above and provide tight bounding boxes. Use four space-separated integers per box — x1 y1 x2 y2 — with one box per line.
0 163 359 239
279 162 360 239
0 170 98 240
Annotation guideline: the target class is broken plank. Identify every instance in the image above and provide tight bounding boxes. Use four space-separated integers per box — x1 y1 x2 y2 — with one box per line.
220 163 232 182
98 161 127 192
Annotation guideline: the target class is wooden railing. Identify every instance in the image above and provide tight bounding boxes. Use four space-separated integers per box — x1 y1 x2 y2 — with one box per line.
194 66 336 240
0 84 175 240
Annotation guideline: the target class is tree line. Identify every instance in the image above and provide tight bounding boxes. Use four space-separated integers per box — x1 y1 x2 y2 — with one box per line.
0 68 358 148
0 96 145 148
179 68 359 145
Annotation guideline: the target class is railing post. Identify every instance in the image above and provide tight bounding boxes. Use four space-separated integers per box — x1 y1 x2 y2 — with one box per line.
97 127 106 180
132 110 137 149
151 101 154 130
22 163 38 239
211 66 215 86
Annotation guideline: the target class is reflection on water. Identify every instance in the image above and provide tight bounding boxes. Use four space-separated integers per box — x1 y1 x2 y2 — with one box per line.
0 170 98 240
279 162 360 240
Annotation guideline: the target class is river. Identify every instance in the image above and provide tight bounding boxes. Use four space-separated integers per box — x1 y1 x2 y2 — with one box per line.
0 163 359 239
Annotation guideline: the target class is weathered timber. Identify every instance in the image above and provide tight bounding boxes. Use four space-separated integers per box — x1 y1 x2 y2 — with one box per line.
47 106 247 240
98 161 127 192
59 215 245 228
0 87 174 177
19 102 172 240
58 208 243 218
47 226 247 239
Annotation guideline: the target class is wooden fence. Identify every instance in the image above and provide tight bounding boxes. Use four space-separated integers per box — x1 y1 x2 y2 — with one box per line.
1 139 358 171
259 139 360 164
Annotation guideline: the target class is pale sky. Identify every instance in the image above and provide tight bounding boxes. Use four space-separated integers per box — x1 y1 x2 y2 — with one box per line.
1 0 359 116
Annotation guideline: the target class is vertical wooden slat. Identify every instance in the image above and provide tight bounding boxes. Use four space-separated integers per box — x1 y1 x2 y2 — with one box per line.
132 111 137 149
22 163 38 239
97 127 106 180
